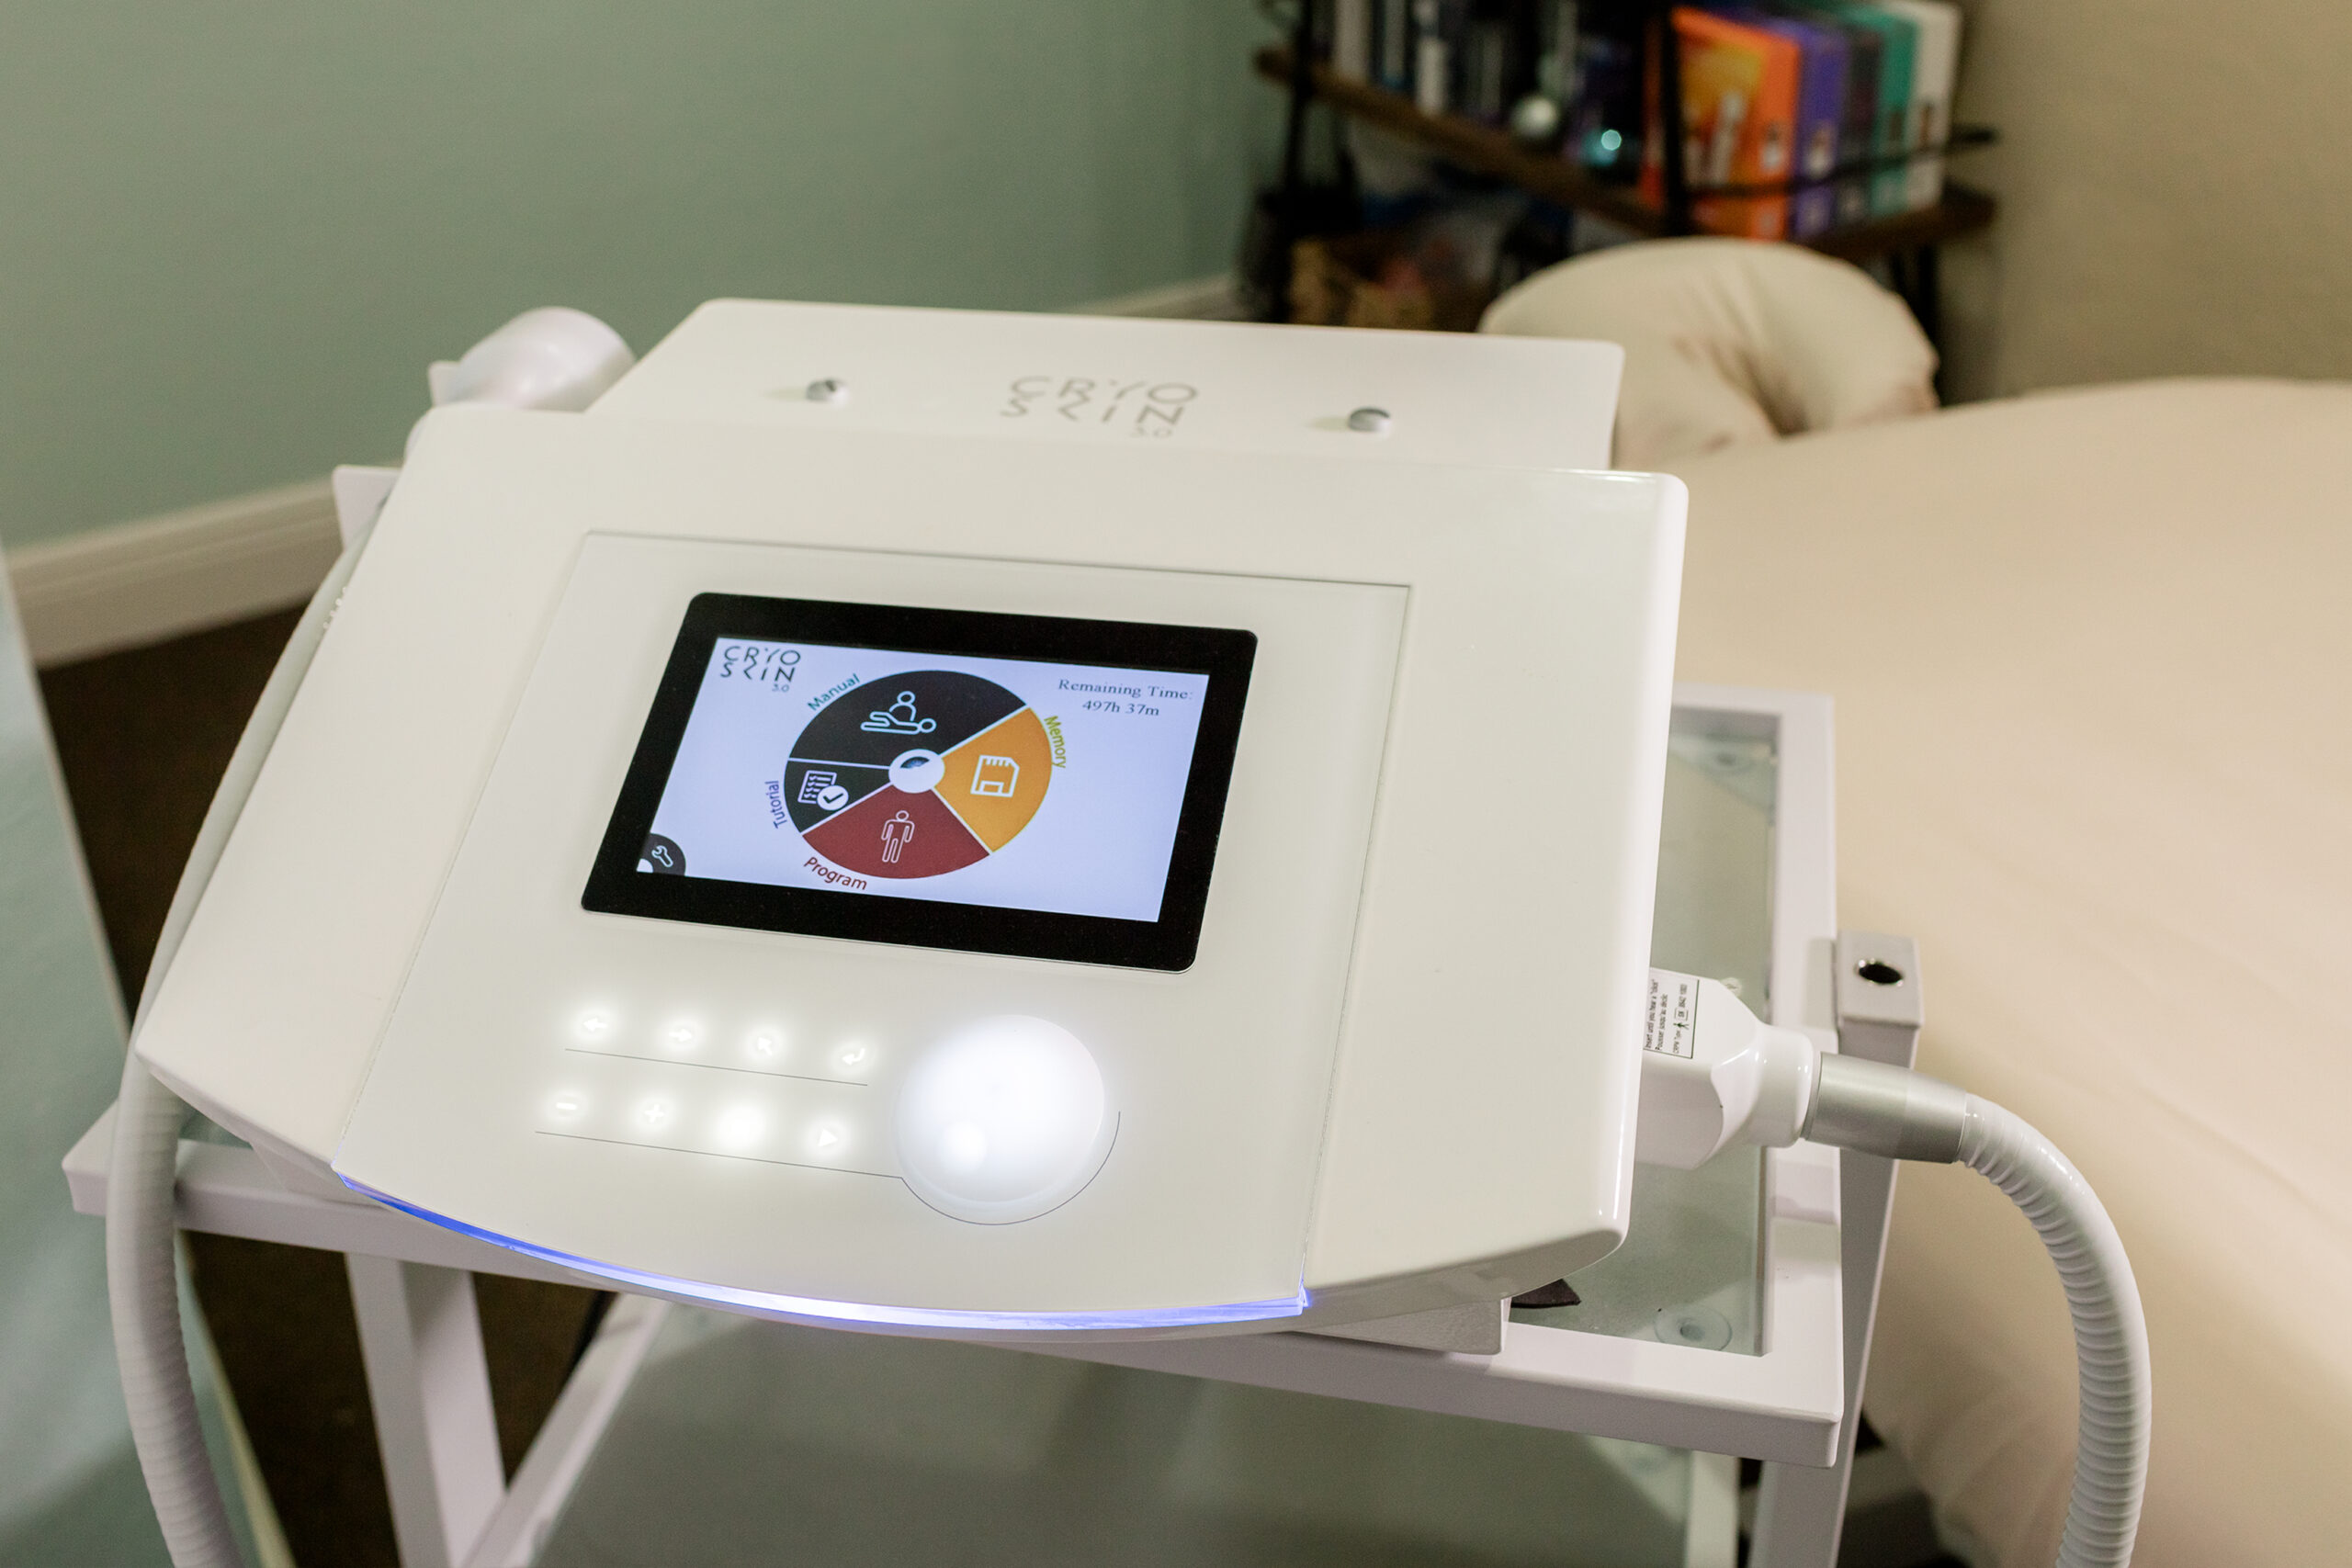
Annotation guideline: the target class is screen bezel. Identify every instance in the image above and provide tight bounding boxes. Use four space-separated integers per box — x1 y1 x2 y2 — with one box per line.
582 593 1256 971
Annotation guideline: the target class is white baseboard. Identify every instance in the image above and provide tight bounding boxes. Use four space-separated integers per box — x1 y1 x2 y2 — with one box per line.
5 481 342 667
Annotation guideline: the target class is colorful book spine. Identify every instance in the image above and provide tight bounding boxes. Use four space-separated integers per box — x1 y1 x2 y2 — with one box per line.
1732 9 1847 237
1878 0 1960 209
1866 5 1917 213
1375 0 1414 93
1782 1 1880 226
1801 0 1917 215
1644 6 1803 240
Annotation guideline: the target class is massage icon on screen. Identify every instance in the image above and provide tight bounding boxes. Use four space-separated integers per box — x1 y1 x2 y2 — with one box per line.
861 692 937 736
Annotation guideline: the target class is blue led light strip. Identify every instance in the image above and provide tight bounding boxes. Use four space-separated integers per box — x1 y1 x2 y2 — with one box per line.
341 1179 1310 1333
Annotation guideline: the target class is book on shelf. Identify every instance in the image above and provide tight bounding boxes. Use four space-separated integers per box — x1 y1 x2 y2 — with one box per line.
1790 0 1916 216
1534 0 1577 103
1811 6 1883 225
1462 10 1517 120
1412 0 1457 115
1641 7 1803 240
1569 6 1645 183
1637 0 1960 234
1878 0 1960 209
1334 0 1375 82
1325 0 1547 124
1733 7 1848 237
1373 0 1414 93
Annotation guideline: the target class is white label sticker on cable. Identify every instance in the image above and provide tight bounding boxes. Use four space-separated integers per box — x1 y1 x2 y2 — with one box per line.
1645 971 1697 1058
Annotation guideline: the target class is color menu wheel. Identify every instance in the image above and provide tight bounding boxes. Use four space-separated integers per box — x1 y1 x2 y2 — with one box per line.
782 671 1053 879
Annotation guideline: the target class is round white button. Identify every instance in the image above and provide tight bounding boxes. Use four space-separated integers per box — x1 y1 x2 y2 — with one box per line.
894 1016 1110 1224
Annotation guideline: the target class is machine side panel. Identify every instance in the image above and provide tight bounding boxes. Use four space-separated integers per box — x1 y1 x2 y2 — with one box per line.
1304 477 1688 1312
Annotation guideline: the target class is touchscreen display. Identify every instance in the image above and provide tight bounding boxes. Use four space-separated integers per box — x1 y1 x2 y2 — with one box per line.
584 595 1255 970
651 642 1206 920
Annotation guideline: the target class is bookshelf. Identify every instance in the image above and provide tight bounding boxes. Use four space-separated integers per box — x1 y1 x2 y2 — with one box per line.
1251 40 1996 344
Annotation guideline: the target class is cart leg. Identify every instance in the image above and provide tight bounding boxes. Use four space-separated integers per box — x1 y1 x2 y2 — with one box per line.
1749 933 1926 1568
347 1256 506 1568
1686 1451 1740 1568
1748 1353 1861 1565
466 1294 671 1568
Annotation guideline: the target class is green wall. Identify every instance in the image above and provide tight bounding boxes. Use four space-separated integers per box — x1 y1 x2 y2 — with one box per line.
0 2 1274 547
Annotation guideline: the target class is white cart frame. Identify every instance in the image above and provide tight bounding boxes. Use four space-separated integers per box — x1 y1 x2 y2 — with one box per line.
66 683 1923 1568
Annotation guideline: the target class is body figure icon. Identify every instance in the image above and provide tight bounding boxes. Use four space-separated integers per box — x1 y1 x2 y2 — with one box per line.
879 810 917 864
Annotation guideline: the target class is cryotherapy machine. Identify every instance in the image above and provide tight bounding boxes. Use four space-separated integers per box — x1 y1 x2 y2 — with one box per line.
97 303 2148 1568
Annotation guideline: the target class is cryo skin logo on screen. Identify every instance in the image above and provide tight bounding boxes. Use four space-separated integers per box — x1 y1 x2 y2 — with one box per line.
640 639 1211 923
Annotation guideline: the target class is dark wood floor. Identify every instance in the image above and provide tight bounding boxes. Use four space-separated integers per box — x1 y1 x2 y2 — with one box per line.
40 610 600 1568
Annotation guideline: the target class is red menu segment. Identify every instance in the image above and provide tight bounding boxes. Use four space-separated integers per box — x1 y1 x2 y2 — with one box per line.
802 785 988 880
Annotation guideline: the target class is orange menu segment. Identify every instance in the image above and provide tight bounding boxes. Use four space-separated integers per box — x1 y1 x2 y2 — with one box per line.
939 708 1055 852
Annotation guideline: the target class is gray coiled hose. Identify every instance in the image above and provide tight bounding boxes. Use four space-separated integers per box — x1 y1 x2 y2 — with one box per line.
1806 1054 2150 1568
107 304 632 1568
107 522 373 1568
1958 1098 2150 1568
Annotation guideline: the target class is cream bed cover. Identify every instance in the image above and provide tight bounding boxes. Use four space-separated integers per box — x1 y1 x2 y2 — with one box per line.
1668 378 2352 1567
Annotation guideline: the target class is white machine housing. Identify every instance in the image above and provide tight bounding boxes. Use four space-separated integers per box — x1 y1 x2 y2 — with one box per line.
134 304 1684 1338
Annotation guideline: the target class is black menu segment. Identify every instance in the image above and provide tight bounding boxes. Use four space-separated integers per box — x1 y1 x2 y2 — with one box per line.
781 761 892 835
790 671 1024 771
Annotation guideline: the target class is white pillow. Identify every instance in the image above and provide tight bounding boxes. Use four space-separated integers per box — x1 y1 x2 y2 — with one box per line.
1480 238 1938 468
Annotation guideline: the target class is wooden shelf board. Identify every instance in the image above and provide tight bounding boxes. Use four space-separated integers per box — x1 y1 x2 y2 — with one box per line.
1254 47 1996 262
